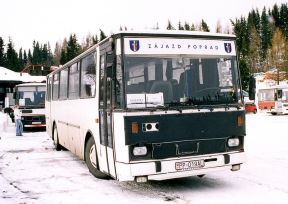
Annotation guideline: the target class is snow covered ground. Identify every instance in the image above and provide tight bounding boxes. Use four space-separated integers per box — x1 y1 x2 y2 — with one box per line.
1 112 288 204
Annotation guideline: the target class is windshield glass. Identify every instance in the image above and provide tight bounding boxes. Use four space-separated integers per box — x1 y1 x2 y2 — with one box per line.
124 55 240 108
258 89 275 102
17 86 46 107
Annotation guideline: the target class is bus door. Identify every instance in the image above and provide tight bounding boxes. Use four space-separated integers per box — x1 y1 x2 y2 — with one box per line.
98 46 116 178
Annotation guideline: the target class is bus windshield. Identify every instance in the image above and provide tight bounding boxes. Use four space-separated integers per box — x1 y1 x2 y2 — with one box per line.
124 55 239 108
17 86 46 108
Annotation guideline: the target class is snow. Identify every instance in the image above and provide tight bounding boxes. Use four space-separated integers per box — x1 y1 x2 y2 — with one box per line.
0 66 46 83
1 112 288 204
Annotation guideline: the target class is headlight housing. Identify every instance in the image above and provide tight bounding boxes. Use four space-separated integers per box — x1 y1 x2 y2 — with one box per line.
133 146 147 156
228 138 240 147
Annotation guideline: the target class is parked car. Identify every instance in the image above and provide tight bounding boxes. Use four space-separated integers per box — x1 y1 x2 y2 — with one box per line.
245 102 257 114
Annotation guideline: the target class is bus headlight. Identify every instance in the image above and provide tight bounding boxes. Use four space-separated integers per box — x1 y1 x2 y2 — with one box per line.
133 146 147 156
228 138 240 147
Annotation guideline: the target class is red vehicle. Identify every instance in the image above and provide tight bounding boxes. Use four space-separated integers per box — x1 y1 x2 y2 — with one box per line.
245 102 257 114
258 88 275 111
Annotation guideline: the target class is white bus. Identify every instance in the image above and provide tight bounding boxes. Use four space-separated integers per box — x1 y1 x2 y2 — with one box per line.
46 31 247 182
14 83 46 129
258 85 288 115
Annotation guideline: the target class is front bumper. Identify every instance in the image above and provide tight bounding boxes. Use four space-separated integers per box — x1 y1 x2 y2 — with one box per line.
115 152 245 181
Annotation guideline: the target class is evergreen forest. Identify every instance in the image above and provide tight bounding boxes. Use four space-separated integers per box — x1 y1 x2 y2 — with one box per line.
0 3 287 90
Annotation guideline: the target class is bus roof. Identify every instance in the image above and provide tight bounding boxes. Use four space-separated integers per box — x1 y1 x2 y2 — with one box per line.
48 30 236 77
113 30 236 39
16 82 46 87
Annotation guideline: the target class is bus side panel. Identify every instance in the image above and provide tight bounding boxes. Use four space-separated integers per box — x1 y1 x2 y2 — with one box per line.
66 99 82 156
45 101 52 138
52 100 68 149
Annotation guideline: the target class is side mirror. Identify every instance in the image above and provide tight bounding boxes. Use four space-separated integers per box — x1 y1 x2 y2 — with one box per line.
248 76 256 100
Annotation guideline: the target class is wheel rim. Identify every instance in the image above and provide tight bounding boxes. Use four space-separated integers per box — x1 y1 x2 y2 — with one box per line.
89 144 97 168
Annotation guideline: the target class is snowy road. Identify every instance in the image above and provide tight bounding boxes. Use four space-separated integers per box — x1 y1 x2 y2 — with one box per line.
1 113 288 204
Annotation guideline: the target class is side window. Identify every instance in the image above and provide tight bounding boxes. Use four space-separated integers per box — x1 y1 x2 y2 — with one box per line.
46 76 51 101
68 63 80 99
59 69 68 100
52 73 59 100
81 52 96 98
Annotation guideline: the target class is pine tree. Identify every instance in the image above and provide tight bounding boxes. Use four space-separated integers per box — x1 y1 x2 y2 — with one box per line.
247 9 261 33
0 37 6 67
231 17 249 57
200 19 210 32
279 4 288 38
18 48 24 69
65 34 80 63
271 4 281 28
23 50 28 65
260 7 272 60
32 41 41 64
47 42 53 66
6 38 20 71
178 21 184 30
60 48 67 65
184 22 190 31
166 20 175 30
99 29 107 41
28 49 32 64
42 43 49 65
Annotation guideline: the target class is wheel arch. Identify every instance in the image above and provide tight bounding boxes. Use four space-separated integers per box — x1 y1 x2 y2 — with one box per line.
84 130 94 161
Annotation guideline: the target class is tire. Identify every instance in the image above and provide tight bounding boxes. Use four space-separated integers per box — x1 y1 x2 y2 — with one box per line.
253 109 257 114
85 137 108 179
53 124 62 151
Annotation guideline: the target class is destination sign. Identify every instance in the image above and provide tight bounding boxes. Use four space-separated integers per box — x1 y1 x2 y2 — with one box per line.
124 38 236 56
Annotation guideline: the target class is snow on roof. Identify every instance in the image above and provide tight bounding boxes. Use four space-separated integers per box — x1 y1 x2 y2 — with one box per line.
0 66 46 83
0 66 21 81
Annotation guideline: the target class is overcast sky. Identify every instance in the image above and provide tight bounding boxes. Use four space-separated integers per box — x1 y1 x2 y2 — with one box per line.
0 0 287 52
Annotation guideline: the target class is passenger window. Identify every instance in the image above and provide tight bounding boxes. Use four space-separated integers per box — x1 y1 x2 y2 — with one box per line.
52 73 59 100
68 63 80 99
59 69 68 100
81 52 96 98
46 77 52 101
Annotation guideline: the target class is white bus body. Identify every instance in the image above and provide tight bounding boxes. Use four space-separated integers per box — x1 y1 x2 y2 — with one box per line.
15 83 46 128
46 31 246 182
270 86 288 115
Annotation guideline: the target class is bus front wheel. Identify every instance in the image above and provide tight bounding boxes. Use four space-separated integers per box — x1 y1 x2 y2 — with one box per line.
85 137 108 179
53 125 62 151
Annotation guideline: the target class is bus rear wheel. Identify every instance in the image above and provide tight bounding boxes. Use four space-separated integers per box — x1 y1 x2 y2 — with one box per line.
85 137 108 179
